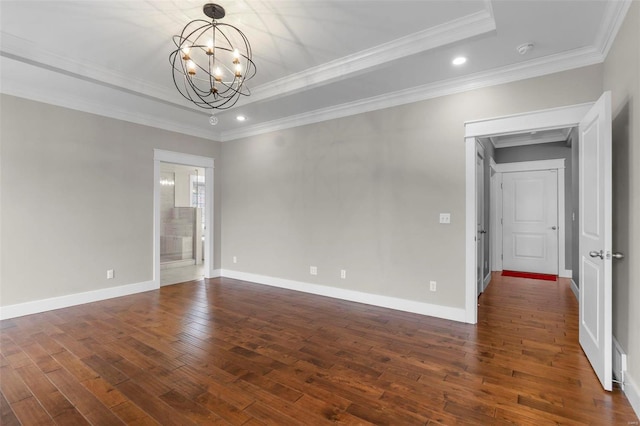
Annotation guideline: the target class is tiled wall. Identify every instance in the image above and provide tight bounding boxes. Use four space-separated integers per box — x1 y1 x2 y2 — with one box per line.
160 171 195 262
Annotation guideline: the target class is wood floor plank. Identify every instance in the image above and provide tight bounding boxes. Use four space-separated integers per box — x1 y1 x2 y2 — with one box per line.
45 368 124 426
0 273 637 424
9 396 55 425
0 390 21 426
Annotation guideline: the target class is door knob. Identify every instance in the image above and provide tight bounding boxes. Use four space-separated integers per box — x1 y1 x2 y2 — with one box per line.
589 250 604 259
551 226 557 230
611 252 624 260
478 230 487 234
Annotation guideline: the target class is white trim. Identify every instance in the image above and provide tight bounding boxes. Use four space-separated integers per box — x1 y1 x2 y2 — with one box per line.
222 62 601 142
493 158 565 173
220 270 466 323
154 150 215 168
465 136 478 323
570 279 579 301
466 104 593 138
153 150 216 287
625 372 640 420
210 269 222 278
464 103 594 324
0 280 157 320
613 336 628 388
596 0 633 59
246 6 496 107
559 269 572 278
483 272 491 291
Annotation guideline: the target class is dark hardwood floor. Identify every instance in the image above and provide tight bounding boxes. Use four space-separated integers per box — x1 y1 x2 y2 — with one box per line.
1 273 638 425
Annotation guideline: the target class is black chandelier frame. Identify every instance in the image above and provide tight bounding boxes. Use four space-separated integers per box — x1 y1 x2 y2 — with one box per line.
169 4 257 111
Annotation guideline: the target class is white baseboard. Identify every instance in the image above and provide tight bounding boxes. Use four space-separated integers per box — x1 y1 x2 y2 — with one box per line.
483 272 492 291
570 279 579 301
0 280 158 320
219 269 466 323
560 269 572 278
613 336 628 387
625 371 640 421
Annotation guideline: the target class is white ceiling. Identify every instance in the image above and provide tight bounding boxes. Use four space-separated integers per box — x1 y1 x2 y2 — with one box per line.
0 1 631 142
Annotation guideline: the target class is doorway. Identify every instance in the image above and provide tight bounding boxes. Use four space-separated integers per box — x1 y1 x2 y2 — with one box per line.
159 162 206 285
464 103 593 323
153 150 215 287
495 158 567 276
464 95 614 392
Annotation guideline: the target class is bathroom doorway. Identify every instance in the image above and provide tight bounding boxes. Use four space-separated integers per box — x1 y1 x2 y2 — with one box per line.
159 162 206 285
154 149 214 287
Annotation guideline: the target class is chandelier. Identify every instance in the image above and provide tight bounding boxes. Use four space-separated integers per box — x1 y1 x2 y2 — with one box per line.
170 3 256 123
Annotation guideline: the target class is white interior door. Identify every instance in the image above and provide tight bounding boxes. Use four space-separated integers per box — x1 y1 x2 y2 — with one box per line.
502 170 558 274
476 144 485 296
579 92 612 391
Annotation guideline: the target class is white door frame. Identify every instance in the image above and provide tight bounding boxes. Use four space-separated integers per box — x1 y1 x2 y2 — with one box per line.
464 102 593 323
493 159 567 276
153 149 215 287
476 142 486 296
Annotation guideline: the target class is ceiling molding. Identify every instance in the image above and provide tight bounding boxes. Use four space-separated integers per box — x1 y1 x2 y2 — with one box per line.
0 31 202 115
244 4 496 107
220 45 603 142
594 0 632 58
0 61 221 142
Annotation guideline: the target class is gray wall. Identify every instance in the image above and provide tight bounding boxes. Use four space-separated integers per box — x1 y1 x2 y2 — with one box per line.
494 141 573 272
603 0 639 403
0 95 222 305
221 64 603 309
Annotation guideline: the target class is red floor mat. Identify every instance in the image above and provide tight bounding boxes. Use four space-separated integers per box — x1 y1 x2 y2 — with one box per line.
502 270 558 281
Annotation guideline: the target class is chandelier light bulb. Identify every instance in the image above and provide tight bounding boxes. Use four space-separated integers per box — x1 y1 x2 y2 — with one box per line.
187 60 197 75
181 46 191 60
206 39 214 55
235 63 242 77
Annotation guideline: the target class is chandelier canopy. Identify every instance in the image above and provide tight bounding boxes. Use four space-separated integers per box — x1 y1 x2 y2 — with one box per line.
170 3 256 113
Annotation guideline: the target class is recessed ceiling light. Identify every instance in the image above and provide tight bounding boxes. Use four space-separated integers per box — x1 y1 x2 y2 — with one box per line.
452 56 467 66
236 115 246 121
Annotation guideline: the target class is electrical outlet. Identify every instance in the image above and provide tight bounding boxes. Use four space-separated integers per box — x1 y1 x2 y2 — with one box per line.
429 280 437 292
107 269 114 279
310 266 318 275
439 213 451 224
233 256 237 264
340 269 346 279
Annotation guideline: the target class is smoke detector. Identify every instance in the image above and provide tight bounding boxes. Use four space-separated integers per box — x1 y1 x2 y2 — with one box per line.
517 42 535 55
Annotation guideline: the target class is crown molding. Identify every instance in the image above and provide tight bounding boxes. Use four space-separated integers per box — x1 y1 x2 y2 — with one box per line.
245 3 496 107
595 0 632 58
0 31 201 114
220 45 604 141
0 57 221 142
